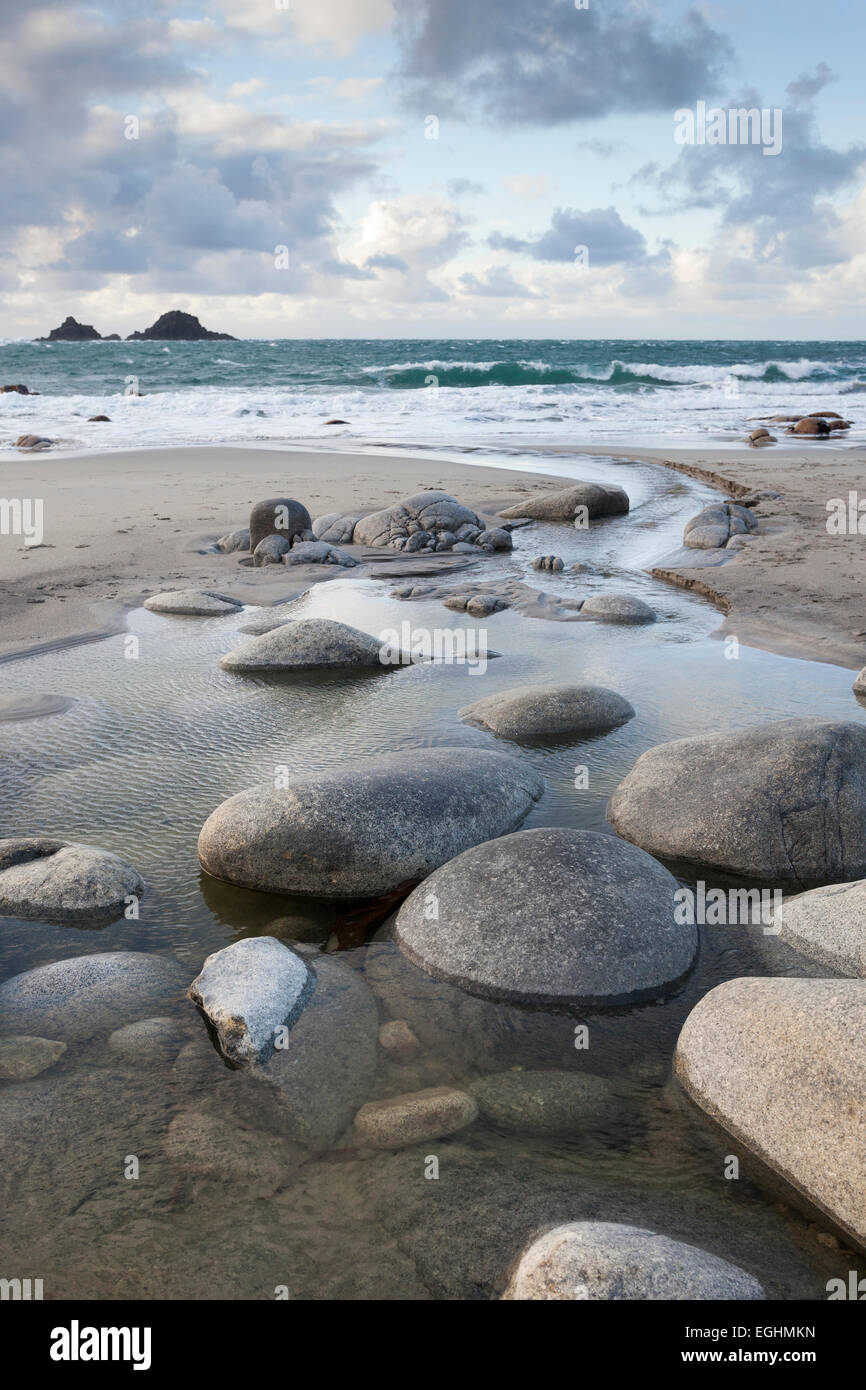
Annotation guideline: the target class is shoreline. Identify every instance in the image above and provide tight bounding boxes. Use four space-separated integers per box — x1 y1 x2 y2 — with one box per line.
1 437 864 673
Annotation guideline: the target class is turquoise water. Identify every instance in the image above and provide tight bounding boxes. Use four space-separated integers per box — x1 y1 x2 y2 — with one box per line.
1 338 864 451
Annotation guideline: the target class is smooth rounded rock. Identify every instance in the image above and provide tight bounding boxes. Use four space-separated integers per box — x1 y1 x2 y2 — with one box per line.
253 533 290 565
775 879 866 976
394 826 696 1006
354 1086 478 1149
249 497 312 551
675 977 866 1250
502 1223 765 1300
216 527 250 553
0 952 188 1042
0 837 144 924
608 718 866 883
378 1019 420 1062
470 1069 615 1135
188 937 315 1065
580 593 656 624
106 1017 190 1066
460 683 634 741
144 589 242 616
499 482 629 523
199 749 545 899
853 667 866 697
219 618 405 673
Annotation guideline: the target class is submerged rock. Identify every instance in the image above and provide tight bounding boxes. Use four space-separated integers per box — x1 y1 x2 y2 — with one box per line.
0 694 74 722
164 1110 290 1195
106 1017 190 1066
0 1035 67 1080
219 617 406 672
354 1086 478 1149
249 497 312 551
188 937 315 1065
198 748 545 899
675 977 866 1250
503 1223 765 1300
460 683 634 740
774 880 866 976
470 1070 615 1136
394 826 695 1006
258 955 379 1147
580 594 655 624
378 1019 420 1062
0 837 143 924
608 718 866 884
499 482 628 523
144 589 242 616
0 952 188 1041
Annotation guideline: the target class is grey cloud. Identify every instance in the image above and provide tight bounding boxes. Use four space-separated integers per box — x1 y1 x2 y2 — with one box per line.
490 207 647 265
364 252 410 271
320 258 377 279
392 0 732 125
447 178 486 196
459 266 541 298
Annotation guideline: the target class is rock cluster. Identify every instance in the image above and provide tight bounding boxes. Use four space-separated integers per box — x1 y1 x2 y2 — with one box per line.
683 501 758 550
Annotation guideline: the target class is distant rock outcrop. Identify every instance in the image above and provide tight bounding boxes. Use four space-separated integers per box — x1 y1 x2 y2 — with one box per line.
38 316 102 342
126 310 234 341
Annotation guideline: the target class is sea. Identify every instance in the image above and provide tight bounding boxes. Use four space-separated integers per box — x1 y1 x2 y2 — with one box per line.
1 337 864 454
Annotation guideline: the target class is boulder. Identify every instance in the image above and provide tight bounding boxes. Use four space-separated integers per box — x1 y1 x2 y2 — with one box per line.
748 428 776 447
164 1110 290 1195
1 383 35 394
237 613 292 636
580 593 655 623
216 527 250 553
0 1036 66 1080
532 555 564 572
353 492 482 549
258 956 379 1147
774 880 866 976
284 540 357 567
499 482 629 523
788 417 830 436
15 434 52 450
144 589 242 616
312 512 365 544
253 533 291 566
249 497 312 551
853 667 866 697
0 952 188 1041
218 618 407 673
684 502 757 549
353 1086 478 1149
460 683 634 741
378 1019 420 1062
188 937 315 1065
675 977 866 1250
608 718 866 883
503 1223 764 1300
198 748 545 900
465 594 508 617
0 837 143 924
476 527 513 552
470 1070 615 1136
394 826 696 1005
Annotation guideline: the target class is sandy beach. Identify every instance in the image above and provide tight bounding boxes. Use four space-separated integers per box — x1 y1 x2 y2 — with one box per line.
3 438 865 674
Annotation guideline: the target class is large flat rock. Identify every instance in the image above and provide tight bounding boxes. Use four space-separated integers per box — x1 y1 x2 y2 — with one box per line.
198 749 545 899
0 952 188 1042
608 718 866 884
460 683 634 740
144 589 242 616
675 977 866 1250
499 482 628 522
0 837 144 924
776 879 866 976
218 618 404 672
394 826 696 1005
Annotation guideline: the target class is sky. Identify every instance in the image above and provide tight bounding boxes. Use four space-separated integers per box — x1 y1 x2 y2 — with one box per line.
1 0 865 339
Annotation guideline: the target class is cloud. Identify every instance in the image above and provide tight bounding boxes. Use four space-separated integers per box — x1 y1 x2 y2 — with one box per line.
392 0 732 125
490 206 647 265
364 251 409 271
227 78 267 100
459 265 541 298
501 174 550 200
447 178 485 197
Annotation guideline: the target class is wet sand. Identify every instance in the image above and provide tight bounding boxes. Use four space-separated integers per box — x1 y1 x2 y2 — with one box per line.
3 438 865 672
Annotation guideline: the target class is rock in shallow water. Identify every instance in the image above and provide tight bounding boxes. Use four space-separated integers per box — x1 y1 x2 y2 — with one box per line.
0 952 188 1041
0 837 144 923
608 717 866 884
188 937 315 1065
470 1069 615 1135
775 879 866 976
394 826 696 1005
106 1016 190 1066
675 977 866 1250
219 617 406 672
198 748 545 899
0 1035 67 1080
580 593 656 624
353 491 482 549
460 682 634 741
499 482 629 523
354 1086 478 1148
144 589 242 616
502 1222 765 1300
